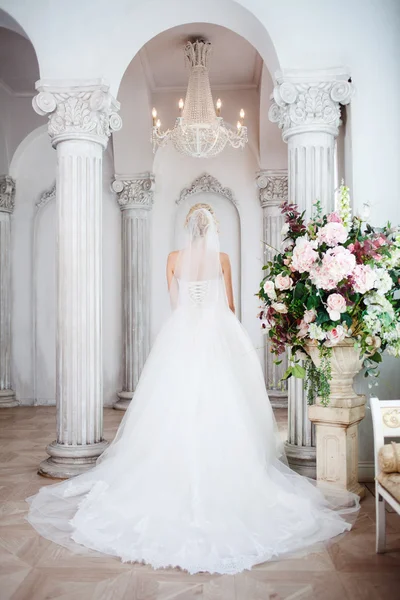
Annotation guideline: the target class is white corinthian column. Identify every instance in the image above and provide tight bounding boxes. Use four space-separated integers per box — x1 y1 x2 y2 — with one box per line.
33 79 122 478
112 174 154 411
269 68 354 477
0 176 17 407
256 169 288 409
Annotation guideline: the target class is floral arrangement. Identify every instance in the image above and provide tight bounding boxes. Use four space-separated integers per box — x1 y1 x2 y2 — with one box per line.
257 183 400 406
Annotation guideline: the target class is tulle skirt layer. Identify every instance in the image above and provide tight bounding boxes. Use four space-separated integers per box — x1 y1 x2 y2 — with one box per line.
25 306 360 575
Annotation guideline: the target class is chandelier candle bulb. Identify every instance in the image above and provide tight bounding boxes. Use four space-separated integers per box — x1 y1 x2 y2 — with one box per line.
179 98 184 114
216 98 222 117
237 121 242 130
240 108 245 122
156 119 161 129
151 107 157 126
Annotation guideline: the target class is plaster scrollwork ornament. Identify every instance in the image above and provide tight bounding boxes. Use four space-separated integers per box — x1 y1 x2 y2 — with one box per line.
383 408 400 429
36 182 56 210
33 81 122 147
177 173 237 206
0 175 16 213
256 171 288 208
112 174 155 211
269 72 354 140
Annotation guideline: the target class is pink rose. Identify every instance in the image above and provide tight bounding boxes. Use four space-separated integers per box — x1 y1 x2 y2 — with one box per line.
303 309 317 324
297 319 310 338
263 280 277 300
292 237 318 273
327 212 343 224
327 293 347 321
275 273 293 291
271 302 288 314
351 264 376 294
325 325 346 347
317 222 348 247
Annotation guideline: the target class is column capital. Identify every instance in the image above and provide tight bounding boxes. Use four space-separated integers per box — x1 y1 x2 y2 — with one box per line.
0 175 16 214
32 79 122 148
256 169 288 208
112 173 155 211
268 68 354 141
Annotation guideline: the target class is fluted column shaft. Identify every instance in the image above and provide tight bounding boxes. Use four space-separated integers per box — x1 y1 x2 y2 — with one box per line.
269 69 354 477
257 170 288 408
33 79 122 478
0 176 17 407
112 175 154 411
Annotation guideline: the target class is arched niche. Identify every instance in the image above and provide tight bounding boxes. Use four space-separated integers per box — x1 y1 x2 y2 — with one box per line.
174 173 241 318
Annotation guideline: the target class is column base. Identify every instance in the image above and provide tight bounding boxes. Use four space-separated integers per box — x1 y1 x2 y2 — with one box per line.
268 390 288 409
114 390 134 411
38 439 109 479
0 389 18 408
284 442 316 479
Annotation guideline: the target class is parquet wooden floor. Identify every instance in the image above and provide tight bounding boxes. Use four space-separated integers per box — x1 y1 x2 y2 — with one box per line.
1 406 399 600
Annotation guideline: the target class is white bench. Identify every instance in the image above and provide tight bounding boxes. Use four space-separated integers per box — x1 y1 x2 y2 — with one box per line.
370 397 400 553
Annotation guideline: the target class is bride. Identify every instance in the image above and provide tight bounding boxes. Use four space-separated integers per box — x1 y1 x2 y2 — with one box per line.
25 203 359 575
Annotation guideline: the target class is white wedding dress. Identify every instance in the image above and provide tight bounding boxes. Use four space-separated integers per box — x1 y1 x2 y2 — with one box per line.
25 208 359 575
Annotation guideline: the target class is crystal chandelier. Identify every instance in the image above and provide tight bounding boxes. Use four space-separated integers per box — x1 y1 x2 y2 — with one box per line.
151 39 248 159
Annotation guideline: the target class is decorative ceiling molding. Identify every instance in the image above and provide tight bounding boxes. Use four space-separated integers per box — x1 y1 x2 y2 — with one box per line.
177 173 237 206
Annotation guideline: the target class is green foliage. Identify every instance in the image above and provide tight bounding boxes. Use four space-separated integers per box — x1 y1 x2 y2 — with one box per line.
305 347 332 406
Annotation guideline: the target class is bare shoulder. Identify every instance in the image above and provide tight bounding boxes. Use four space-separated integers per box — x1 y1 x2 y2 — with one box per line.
219 252 231 270
168 250 179 263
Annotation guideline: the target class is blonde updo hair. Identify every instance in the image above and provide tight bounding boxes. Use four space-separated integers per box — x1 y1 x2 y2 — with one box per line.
184 203 219 234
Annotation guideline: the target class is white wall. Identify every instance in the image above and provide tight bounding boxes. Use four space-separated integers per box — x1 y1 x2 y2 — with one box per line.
0 83 43 173
113 54 154 175
10 129 122 407
259 64 287 170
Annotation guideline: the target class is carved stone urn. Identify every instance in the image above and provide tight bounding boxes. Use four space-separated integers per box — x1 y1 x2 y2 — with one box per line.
307 339 366 498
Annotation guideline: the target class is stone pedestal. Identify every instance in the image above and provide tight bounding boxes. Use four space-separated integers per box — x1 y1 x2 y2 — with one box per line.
112 174 154 411
256 170 288 410
308 403 366 497
269 69 354 476
307 339 366 496
33 79 122 478
0 176 17 407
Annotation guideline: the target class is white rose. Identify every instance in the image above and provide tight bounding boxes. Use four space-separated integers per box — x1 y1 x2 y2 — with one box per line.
271 302 288 314
263 280 277 300
275 273 293 291
308 323 326 341
281 223 290 237
326 293 347 321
